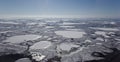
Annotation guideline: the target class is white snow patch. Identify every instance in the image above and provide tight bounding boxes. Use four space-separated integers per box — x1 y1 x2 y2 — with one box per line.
30 52 45 61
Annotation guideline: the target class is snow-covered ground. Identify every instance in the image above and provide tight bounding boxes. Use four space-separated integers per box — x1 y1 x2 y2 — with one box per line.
55 31 86 38
3 35 42 43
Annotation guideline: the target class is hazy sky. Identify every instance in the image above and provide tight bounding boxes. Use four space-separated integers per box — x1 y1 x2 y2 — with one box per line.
0 0 120 18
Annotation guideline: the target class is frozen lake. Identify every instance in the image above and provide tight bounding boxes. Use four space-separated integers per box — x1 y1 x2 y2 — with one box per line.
3 35 42 43
55 31 86 38
30 41 52 49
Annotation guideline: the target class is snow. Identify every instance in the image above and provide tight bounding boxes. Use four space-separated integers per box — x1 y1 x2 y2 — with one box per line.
30 41 52 49
3 35 41 43
55 31 86 38
30 52 45 61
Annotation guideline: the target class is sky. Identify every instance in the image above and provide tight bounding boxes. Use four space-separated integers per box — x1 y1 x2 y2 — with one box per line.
0 0 120 18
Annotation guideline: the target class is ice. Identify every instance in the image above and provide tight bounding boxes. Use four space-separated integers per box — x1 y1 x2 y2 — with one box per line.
30 41 52 49
110 22 116 24
66 29 83 31
96 43 102 45
45 26 54 29
0 22 19 25
90 27 119 31
84 39 92 43
30 52 45 61
27 23 37 25
95 31 106 35
57 43 79 52
60 26 74 28
3 35 41 43
96 37 104 41
62 22 85 25
55 31 86 38
0 31 13 33
15 58 31 62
